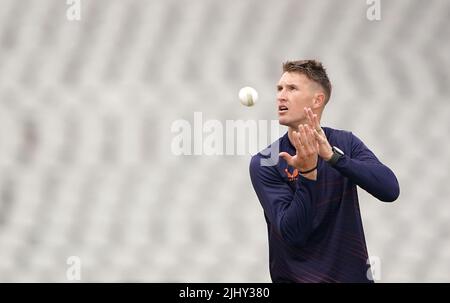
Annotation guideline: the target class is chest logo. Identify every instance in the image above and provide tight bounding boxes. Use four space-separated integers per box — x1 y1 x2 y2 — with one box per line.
284 168 298 182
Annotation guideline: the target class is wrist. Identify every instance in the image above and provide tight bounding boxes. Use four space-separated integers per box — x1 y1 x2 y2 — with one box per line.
326 146 345 166
297 165 317 181
298 165 317 174
300 169 317 181
323 147 333 161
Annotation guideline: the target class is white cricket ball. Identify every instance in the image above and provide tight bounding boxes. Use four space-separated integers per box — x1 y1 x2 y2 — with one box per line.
239 86 258 107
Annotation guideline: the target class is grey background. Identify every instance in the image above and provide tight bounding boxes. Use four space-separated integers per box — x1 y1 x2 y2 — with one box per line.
0 0 449 282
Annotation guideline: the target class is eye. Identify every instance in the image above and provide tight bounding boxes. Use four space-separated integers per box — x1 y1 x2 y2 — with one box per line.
276 86 282 92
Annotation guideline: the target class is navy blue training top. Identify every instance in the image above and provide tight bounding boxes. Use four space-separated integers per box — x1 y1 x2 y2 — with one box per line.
249 127 400 283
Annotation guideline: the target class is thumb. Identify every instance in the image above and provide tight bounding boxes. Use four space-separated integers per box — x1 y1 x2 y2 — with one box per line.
279 152 293 165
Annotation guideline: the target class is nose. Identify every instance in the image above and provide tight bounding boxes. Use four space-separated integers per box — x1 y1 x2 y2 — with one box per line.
277 88 287 102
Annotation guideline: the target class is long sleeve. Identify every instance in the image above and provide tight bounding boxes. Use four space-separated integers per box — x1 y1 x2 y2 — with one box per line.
331 133 400 202
252 129 385 283
249 155 318 247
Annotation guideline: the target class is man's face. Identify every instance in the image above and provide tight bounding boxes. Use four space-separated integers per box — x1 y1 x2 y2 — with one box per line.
277 72 317 128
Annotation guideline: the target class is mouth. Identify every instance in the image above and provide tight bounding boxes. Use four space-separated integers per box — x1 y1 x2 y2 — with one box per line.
278 105 288 114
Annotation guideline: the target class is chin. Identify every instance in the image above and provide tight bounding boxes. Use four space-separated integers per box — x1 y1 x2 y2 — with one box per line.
279 119 299 130
278 117 292 127
278 118 288 126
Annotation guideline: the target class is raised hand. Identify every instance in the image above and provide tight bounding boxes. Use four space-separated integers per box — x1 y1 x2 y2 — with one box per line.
304 107 333 161
279 124 318 177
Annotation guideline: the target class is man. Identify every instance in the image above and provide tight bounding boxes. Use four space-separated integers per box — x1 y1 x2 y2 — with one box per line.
249 60 400 283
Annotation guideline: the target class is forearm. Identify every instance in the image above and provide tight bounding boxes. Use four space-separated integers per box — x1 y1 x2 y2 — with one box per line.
250 154 319 248
331 155 400 202
279 176 317 247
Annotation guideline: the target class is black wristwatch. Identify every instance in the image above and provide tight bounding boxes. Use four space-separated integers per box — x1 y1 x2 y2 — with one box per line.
326 146 344 166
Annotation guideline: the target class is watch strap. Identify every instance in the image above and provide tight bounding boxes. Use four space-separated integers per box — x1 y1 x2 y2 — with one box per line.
327 147 343 166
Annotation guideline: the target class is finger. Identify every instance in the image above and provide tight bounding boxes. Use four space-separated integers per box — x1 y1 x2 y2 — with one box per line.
304 124 313 143
306 108 315 127
312 113 322 132
311 124 318 140
295 127 303 146
298 126 309 158
292 131 302 152
293 131 305 159
293 129 303 157
306 125 318 153
304 107 314 127
297 132 307 158
303 124 316 154
301 124 311 147
298 125 308 149
313 128 326 144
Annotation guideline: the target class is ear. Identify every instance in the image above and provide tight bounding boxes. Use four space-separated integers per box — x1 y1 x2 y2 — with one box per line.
312 92 325 109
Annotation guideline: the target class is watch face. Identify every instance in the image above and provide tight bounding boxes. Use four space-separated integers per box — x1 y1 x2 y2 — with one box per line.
333 146 344 155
